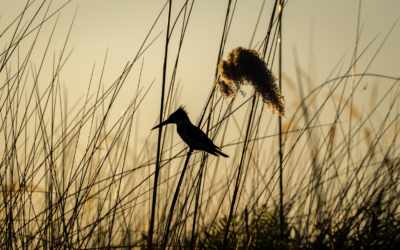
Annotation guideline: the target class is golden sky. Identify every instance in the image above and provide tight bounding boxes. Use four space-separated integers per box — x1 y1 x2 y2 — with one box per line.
1 0 399 151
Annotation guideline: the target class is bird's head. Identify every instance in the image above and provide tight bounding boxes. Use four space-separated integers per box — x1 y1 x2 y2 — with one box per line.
151 106 189 130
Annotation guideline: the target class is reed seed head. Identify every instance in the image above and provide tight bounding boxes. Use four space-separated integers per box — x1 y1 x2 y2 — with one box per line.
217 46 285 116
216 79 236 99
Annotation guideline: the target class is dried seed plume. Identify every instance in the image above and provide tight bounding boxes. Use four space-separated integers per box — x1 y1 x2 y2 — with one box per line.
217 47 285 116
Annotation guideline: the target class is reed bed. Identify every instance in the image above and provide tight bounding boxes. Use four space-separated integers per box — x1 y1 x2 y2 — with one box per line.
1 1 399 249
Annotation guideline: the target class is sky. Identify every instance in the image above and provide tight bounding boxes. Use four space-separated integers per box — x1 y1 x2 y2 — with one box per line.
1 0 400 156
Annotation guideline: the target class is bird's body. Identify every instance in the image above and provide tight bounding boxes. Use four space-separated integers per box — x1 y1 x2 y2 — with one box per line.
152 107 229 157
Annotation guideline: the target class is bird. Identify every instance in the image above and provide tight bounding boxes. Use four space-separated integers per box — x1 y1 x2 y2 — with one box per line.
151 106 229 157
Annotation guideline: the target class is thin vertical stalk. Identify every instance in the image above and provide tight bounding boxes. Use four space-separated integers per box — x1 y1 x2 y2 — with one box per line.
149 1 172 249
190 153 205 250
191 80 215 250
278 0 284 242
162 0 233 248
162 148 193 250
222 93 257 250
222 0 278 248
262 0 278 57
347 0 362 185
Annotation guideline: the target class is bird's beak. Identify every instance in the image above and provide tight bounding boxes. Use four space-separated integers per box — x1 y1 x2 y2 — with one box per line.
151 118 172 130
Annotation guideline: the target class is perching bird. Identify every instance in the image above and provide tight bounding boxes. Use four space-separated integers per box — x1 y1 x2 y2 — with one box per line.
151 106 229 157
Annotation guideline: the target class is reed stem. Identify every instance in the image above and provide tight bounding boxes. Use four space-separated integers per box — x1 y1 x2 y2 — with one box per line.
148 1 172 249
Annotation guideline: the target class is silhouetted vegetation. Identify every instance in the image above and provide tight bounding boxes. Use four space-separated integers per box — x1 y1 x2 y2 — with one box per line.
1 1 399 249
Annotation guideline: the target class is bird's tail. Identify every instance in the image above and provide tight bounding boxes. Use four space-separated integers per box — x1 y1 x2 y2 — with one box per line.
216 149 229 158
